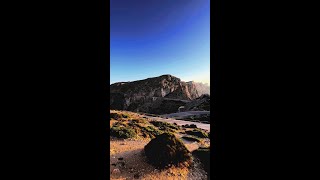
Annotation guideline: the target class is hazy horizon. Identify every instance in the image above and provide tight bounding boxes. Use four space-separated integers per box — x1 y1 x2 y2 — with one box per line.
110 0 210 85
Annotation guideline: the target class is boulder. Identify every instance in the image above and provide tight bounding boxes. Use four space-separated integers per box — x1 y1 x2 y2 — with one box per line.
144 132 192 169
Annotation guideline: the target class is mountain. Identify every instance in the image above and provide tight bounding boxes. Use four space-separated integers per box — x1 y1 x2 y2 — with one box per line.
184 94 210 111
190 82 210 95
110 74 201 114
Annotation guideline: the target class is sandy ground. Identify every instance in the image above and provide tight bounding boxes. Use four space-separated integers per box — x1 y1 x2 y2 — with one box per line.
110 110 210 179
110 138 208 180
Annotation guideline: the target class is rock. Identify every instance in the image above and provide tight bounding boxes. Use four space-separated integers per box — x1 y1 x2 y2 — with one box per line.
144 132 192 169
133 173 140 179
184 93 210 111
129 168 134 173
117 162 125 167
192 147 210 177
110 75 201 114
112 168 120 174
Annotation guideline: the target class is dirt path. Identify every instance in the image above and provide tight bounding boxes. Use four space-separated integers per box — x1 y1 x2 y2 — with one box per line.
162 111 210 118
145 116 210 132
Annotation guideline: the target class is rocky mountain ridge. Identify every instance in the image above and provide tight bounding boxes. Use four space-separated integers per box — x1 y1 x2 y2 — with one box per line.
110 74 210 114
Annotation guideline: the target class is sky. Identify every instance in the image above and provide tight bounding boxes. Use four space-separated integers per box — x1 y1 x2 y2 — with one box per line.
110 0 210 85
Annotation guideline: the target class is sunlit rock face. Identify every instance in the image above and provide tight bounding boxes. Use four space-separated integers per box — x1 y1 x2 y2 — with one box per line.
190 81 210 95
110 75 201 114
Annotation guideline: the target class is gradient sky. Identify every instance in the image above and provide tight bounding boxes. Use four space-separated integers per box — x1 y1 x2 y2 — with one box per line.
110 0 210 85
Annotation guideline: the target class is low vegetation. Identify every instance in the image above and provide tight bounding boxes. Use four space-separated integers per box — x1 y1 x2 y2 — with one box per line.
140 126 163 138
182 124 197 128
185 129 209 138
131 118 148 124
110 112 129 120
110 126 137 139
181 135 201 142
150 121 180 131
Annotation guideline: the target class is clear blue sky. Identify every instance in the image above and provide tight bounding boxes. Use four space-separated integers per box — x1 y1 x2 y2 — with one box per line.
110 0 210 85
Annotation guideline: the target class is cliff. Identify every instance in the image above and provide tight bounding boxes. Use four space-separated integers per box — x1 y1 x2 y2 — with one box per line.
110 75 200 114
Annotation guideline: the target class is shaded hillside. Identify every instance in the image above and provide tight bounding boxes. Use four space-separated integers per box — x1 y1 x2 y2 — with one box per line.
184 94 210 111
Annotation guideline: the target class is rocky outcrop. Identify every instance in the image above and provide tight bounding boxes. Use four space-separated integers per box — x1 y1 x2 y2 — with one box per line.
184 94 210 111
110 75 200 113
190 82 210 95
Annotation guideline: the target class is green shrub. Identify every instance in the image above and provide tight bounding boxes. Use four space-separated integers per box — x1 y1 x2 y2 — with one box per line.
122 114 129 118
141 126 163 138
110 112 122 120
131 118 147 124
144 133 192 169
112 121 126 127
150 121 179 131
181 136 201 142
182 124 198 128
185 129 209 138
110 126 136 139
110 112 129 120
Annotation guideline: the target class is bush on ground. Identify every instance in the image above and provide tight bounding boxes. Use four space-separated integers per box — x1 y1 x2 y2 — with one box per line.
141 126 163 138
182 124 197 128
110 112 122 120
150 121 179 131
131 118 147 124
185 129 209 138
110 126 136 139
112 121 126 127
181 135 201 142
110 112 129 120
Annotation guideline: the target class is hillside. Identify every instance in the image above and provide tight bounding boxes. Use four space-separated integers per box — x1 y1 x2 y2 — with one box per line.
110 75 203 114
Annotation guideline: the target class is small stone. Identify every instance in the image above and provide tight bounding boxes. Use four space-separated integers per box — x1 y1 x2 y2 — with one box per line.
112 168 120 174
134 173 140 179
118 162 125 166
